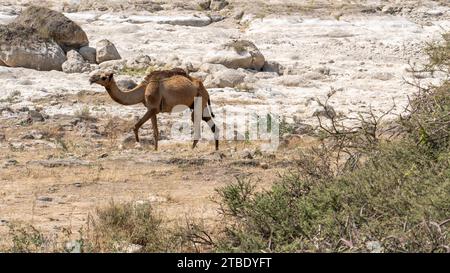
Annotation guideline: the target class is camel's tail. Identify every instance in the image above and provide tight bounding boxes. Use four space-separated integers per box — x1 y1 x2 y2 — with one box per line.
207 98 215 118
196 80 215 118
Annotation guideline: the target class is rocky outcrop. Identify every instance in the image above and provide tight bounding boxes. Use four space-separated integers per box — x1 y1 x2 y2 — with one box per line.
0 24 66 71
12 6 89 52
203 40 265 70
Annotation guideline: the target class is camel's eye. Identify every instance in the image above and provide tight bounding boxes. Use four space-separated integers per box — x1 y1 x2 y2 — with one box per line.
101 76 107 81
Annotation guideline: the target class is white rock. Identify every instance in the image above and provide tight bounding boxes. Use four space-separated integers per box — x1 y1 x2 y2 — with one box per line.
204 68 246 88
190 71 209 81
98 59 127 71
125 15 212 27
199 63 228 73
425 10 444 17
262 60 284 74
62 50 91 73
203 40 265 70
197 0 211 10
96 39 121 64
0 25 67 71
126 54 154 70
210 0 229 11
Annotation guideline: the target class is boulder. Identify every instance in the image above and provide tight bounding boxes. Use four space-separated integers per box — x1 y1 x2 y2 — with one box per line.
197 0 211 10
28 110 45 122
204 68 246 88
262 60 284 75
96 39 121 64
116 76 138 90
62 50 91 73
190 71 209 81
79 46 97 64
98 59 127 71
203 40 265 70
210 0 229 11
12 6 89 52
0 24 66 71
199 63 228 73
126 54 155 70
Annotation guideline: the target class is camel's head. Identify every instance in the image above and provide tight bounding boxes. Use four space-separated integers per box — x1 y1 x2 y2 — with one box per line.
89 71 114 87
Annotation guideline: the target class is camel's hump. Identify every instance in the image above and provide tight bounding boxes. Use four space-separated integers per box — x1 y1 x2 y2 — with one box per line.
144 68 191 82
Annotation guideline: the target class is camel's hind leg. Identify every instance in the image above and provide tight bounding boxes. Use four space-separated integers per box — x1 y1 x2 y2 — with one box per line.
134 108 157 143
191 111 200 149
191 103 219 150
151 114 159 151
203 116 219 151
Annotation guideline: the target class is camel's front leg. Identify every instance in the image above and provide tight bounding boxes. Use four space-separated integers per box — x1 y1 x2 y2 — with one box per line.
151 114 159 150
134 109 157 143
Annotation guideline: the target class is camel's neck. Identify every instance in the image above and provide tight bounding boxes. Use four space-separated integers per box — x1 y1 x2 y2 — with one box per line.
105 79 145 106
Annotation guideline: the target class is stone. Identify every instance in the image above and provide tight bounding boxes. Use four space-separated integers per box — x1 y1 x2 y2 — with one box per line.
293 123 314 135
28 110 45 122
366 241 383 253
37 196 53 202
233 10 245 20
21 130 45 140
126 54 154 70
2 159 18 168
12 6 89 52
148 194 168 203
204 68 246 88
116 77 138 90
62 50 91 73
30 159 90 168
199 63 228 73
125 244 143 253
96 39 121 64
262 60 284 74
425 10 444 17
0 24 67 71
210 0 229 11
98 59 126 71
79 46 97 64
65 240 82 253
190 71 208 81
241 148 254 159
203 40 265 70
372 72 394 81
381 5 402 14
197 0 211 10
312 105 336 119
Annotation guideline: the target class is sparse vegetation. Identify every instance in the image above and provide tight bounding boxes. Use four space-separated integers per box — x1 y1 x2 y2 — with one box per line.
0 90 21 103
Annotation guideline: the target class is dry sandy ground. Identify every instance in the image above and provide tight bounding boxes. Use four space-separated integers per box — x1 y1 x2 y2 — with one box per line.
0 0 449 244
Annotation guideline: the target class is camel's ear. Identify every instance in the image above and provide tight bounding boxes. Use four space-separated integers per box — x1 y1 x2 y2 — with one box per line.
108 73 114 81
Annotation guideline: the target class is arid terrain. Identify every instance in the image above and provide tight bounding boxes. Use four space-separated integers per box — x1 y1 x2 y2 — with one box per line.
0 0 449 248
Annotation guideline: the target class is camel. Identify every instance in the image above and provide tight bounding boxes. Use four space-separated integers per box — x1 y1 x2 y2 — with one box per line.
89 68 219 151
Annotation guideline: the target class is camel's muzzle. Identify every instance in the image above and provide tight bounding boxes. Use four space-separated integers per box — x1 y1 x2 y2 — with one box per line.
89 77 98 85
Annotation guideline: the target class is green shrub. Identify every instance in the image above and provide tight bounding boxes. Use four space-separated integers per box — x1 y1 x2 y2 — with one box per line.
216 141 450 252
88 201 165 252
